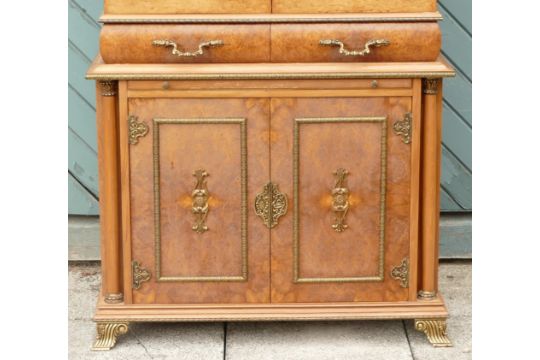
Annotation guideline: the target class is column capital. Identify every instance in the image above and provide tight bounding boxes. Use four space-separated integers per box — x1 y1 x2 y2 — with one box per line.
423 78 439 95
99 80 117 96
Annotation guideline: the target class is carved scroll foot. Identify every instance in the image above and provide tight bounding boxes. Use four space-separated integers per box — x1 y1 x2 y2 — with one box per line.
414 319 452 347
91 322 129 351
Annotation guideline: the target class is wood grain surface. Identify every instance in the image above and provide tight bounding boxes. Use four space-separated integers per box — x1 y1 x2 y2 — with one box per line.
272 0 436 14
104 0 271 14
87 56 456 80
96 81 123 300
271 23 440 63
270 97 413 303
100 24 270 64
127 98 271 304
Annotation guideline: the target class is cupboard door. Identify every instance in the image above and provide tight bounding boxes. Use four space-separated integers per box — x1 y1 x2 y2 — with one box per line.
270 97 415 302
126 98 270 304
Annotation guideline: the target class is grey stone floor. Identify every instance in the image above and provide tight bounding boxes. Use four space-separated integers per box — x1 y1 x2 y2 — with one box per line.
69 261 471 360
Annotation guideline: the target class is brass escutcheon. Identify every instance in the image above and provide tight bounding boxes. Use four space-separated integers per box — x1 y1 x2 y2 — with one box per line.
132 261 151 290
393 112 412 144
255 182 288 229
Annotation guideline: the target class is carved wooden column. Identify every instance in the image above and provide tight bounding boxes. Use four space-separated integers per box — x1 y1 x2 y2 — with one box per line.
96 80 123 303
419 78 442 300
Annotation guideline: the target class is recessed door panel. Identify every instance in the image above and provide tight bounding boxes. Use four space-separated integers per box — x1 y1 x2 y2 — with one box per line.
127 98 270 304
270 97 413 303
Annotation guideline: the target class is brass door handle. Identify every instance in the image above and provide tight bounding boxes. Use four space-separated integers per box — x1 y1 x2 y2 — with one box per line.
319 39 390 57
332 168 350 232
152 39 224 57
192 169 210 233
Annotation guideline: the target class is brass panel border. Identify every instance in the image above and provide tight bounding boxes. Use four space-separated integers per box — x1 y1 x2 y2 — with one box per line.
88 72 454 81
293 117 387 283
99 14 443 24
98 15 443 25
153 118 248 282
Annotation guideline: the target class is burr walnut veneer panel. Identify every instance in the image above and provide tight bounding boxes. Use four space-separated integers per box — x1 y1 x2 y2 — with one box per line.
128 98 271 304
101 24 270 64
272 0 436 13
104 0 434 14
104 0 271 14
271 23 440 63
270 97 412 303
100 23 439 64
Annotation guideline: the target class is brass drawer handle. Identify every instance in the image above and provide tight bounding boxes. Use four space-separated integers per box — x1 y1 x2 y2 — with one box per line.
331 168 350 232
192 169 210 233
319 39 390 57
152 39 224 57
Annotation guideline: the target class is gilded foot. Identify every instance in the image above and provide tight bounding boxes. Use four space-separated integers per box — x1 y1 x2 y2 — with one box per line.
414 319 452 347
91 322 129 351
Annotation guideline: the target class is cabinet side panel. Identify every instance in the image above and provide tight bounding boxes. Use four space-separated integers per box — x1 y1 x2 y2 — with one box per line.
407 79 422 300
118 81 133 304
95 82 107 295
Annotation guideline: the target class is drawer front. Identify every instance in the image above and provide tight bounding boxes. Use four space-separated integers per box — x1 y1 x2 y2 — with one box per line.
270 97 416 303
104 0 433 14
271 23 440 63
100 24 270 64
272 0 436 13
104 0 271 14
127 79 412 91
126 98 271 304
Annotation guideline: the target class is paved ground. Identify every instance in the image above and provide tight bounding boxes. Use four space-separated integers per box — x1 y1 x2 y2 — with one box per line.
69 261 471 360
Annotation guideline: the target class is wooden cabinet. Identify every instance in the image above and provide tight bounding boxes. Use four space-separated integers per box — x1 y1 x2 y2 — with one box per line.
87 0 455 351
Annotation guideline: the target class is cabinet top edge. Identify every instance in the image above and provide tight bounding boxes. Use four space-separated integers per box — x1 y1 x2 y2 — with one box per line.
99 12 442 24
86 56 455 80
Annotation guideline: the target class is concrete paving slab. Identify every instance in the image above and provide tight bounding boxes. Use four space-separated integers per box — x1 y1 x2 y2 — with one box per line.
69 320 225 360
68 263 100 320
127 322 225 360
68 261 471 360
68 263 225 359
404 262 472 360
226 320 413 360
437 262 472 319
69 320 149 360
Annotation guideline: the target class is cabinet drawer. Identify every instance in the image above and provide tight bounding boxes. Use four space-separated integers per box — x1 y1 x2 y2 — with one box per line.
271 23 440 63
272 0 436 13
127 79 412 91
104 0 271 14
100 24 271 64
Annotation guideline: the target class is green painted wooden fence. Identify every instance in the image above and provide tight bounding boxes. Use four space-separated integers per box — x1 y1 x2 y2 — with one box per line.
68 0 471 215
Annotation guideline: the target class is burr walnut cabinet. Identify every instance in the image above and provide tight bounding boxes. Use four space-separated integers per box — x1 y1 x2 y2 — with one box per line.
87 0 455 351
